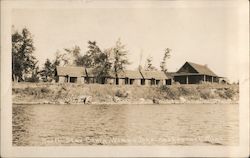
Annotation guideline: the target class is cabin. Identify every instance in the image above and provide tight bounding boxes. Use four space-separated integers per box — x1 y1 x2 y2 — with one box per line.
165 72 175 85
85 68 97 84
139 70 168 86
173 62 219 84
55 66 87 83
115 70 142 85
84 68 116 84
92 70 142 85
54 61 223 85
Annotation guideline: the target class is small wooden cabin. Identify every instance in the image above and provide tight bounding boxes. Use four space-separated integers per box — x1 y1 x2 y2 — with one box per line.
116 70 142 85
55 66 87 83
85 68 97 84
139 70 168 86
173 62 219 84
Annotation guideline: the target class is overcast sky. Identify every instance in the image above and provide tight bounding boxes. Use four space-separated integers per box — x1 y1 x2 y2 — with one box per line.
12 6 240 82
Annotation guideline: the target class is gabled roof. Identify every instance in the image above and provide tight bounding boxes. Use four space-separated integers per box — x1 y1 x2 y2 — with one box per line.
56 66 86 77
117 70 142 79
140 70 168 80
178 62 217 76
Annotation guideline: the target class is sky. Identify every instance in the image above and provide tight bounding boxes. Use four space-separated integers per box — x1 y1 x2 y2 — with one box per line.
12 6 240 82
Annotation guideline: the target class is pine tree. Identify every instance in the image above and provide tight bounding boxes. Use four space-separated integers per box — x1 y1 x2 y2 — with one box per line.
112 38 130 78
145 56 157 71
160 48 171 72
12 27 37 82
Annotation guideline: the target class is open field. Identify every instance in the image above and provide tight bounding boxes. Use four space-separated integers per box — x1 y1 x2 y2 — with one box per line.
12 82 239 105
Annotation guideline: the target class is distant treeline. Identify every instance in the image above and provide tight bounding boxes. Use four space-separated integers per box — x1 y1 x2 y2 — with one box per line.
12 27 171 82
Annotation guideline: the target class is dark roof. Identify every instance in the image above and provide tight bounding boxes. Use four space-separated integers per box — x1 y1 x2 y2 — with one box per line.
56 66 86 77
117 70 142 79
179 62 217 76
140 70 168 80
172 73 214 76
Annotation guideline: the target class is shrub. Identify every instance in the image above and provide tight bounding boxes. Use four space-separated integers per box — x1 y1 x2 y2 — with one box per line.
41 87 50 93
217 90 226 99
179 86 193 96
200 89 214 99
172 81 180 85
115 89 128 98
224 88 236 99
160 85 180 99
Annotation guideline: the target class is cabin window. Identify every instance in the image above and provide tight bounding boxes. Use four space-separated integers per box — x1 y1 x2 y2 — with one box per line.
116 78 119 85
125 78 129 85
151 79 156 85
156 80 160 85
141 79 145 85
166 79 172 85
84 77 89 83
100 78 106 84
130 79 134 85
69 77 77 83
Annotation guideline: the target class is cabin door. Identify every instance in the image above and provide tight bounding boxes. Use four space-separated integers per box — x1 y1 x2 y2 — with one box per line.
141 79 145 85
116 78 119 85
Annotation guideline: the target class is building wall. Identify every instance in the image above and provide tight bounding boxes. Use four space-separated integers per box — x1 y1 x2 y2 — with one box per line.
157 79 166 86
162 79 166 85
58 76 66 83
79 77 85 84
106 78 115 85
85 77 96 84
144 79 151 86
133 79 141 86
118 78 124 85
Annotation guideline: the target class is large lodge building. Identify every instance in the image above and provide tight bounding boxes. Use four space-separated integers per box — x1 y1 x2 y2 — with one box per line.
55 61 225 85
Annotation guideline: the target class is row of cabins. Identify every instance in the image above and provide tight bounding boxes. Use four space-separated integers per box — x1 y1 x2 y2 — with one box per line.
55 61 223 85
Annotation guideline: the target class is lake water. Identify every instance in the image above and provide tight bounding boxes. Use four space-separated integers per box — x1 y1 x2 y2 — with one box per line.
13 103 239 146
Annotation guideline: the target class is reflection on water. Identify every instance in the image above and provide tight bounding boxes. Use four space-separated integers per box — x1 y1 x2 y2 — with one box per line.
13 104 238 146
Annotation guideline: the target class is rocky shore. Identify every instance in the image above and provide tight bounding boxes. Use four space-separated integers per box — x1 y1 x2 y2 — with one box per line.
12 82 239 105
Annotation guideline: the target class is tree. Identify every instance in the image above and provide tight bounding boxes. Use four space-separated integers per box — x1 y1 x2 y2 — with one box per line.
40 51 65 81
12 27 37 82
111 38 130 79
93 49 112 82
53 51 62 67
41 59 53 81
64 45 81 66
87 41 112 81
160 48 171 72
86 41 103 67
145 56 157 71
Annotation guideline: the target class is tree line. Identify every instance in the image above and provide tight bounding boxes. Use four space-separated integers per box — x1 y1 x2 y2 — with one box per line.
12 27 171 82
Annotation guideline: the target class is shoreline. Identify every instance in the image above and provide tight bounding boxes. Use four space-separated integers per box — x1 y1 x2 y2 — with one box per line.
12 82 239 106
13 99 238 105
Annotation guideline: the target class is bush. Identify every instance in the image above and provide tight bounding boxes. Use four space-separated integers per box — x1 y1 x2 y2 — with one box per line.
160 85 180 99
200 89 215 99
217 90 227 99
115 89 128 98
41 87 50 93
179 86 193 96
224 88 236 99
